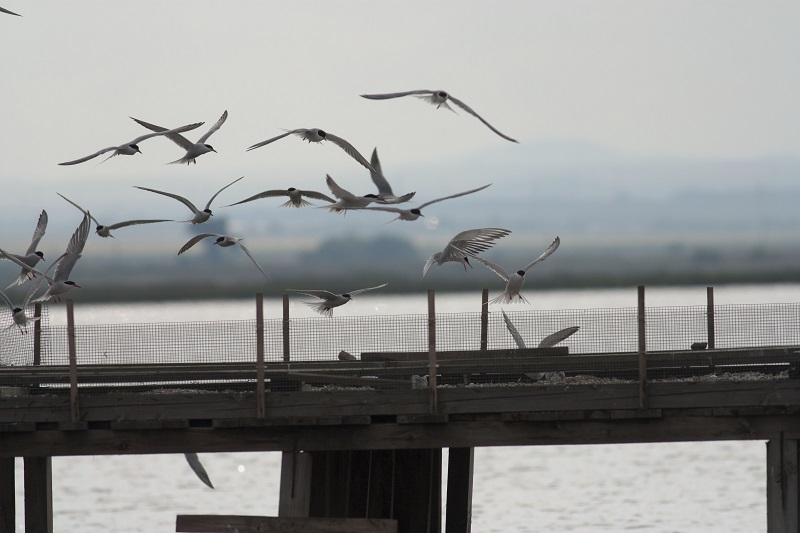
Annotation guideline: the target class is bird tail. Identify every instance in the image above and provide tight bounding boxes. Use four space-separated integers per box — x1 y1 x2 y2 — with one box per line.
305 301 334 317
281 198 312 208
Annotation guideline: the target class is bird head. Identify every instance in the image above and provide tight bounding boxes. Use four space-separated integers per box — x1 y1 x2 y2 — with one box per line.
35 251 44 260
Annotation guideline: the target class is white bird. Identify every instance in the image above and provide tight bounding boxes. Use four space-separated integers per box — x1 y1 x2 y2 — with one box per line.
471 236 560 304
368 148 415 204
224 187 335 209
361 184 491 222
422 228 511 278
57 193 172 238
246 128 377 174
58 122 204 166
287 283 388 317
321 174 380 213
0 6 21 16
178 233 268 280
131 110 227 164
134 176 243 224
2 210 47 289
0 261 59 334
360 89 518 143
32 213 92 303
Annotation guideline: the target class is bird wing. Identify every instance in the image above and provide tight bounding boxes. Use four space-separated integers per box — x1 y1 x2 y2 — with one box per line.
197 110 227 144
448 228 511 257
324 133 375 173
224 190 288 206
234 241 269 280
53 213 91 281
501 310 527 349
184 453 214 489
300 190 335 203
360 90 433 100
286 289 337 300
417 184 492 209
205 176 243 210
470 255 510 282
522 236 560 272
348 282 388 296
58 146 119 166
422 253 440 278
538 326 580 348
130 117 194 151
368 147 395 196
57 193 100 227
25 210 49 255
325 174 357 200
446 95 519 143
0 6 21 15
134 186 199 213
128 121 205 144
361 206 403 214
177 234 217 255
246 129 297 151
105 219 172 230
0 247 52 280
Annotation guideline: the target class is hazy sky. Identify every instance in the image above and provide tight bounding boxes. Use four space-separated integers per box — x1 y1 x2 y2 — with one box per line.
2 1 799 248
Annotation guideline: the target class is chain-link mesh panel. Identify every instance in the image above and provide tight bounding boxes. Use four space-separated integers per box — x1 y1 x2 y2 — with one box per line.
0 303 50 365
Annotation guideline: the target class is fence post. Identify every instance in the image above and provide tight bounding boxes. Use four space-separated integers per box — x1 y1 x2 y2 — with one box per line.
256 293 265 419
66 300 79 423
283 293 290 363
637 286 647 409
480 288 488 351
427 290 438 414
707 286 715 349
33 303 42 366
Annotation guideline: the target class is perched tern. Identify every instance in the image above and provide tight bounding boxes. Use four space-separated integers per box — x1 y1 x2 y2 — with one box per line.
368 148 415 204
58 122 204 166
134 176 243 224
247 128 376 174
178 233 268 280
31 213 92 303
0 6 20 15
361 184 491 222
360 89 518 143
321 174 380 213
57 193 171 238
287 283 388 317
500 310 577 381
422 227 511 278
224 187 334 209
131 110 227 164
2 210 47 288
471 236 560 304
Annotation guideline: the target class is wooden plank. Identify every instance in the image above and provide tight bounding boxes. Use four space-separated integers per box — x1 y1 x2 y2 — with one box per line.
428 290 438 414
394 448 441 533
0 457 14 533
256 293 266 419
24 456 52 533
176 515 397 533
767 434 799 533
283 373 410 389
361 347 569 362
638 285 647 409
279 451 313 517
67 300 79 423
446 447 473 533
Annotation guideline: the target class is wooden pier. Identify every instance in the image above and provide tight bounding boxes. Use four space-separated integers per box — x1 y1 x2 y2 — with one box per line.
1 288 800 532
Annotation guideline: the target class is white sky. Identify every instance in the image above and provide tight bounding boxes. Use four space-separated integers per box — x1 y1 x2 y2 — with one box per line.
1 0 799 246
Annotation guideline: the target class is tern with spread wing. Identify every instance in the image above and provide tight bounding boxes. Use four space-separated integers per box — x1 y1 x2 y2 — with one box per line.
287 283 388 317
321 174 380 213
368 148 415 204
58 122 204 166
247 128 376 174
0 256 62 333
422 228 511 278
471 236 560 304
131 110 227 164
225 187 334 209
30 213 91 303
361 184 491 222
2 210 47 288
500 309 578 381
178 233 268 280
361 89 518 143
134 176 243 224
58 193 171 238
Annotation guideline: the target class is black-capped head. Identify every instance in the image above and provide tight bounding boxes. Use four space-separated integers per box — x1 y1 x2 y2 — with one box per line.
411 208 422 216
317 129 327 138
205 144 216 153
65 281 80 288
437 90 448 99
130 143 141 153
342 293 352 299
203 209 213 215
35 251 44 260
214 236 225 244
96 225 105 231
288 187 297 192
364 193 379 199
13 307 22 314
516 270 526 277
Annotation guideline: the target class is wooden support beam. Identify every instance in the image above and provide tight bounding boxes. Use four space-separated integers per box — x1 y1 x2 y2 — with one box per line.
279 451 313 517
176 515 398 533
480 289 488 351
256 293 265 418
427 290 438 414
66 300 79 422
637 285 647 409
445 448 473 533
707 286 716 349
23 456 52 533
767 434 799 533
33 303 42 366
0 457 14 533
282 294 290 362
393 448 441 533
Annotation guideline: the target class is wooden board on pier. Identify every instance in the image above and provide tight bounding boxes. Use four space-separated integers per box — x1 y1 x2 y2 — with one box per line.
176 515 398 533
360 347 569 362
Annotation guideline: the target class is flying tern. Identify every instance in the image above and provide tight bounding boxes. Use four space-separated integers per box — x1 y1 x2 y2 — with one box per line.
246 128 376 174
224 187 334 209
422 227 511 278
134 176 243 224
29 213 91 303
0 259 61 334
131 110 228 164
361 184 491 222
57 193 171 238
360 89 518 143
321 174 380 213
368 148 415 204
0 6 20 15
178 233 268 280
58 122 204 166
2 210 47 289
287 283 388 317
471 236 560 304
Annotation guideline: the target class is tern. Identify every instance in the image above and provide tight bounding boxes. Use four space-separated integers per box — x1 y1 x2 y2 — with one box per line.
134 176 243 224
422 228 511 278
2 210 47 288
0 258 61 334
321 174 380 213
246 128 376 174
30 213 91 303
0 6 20 15
178 233 268 280
500 309 578 381
287 283 388 317
368 148 415 204
58 122 204 166
131 110 227 164
224 187 334 209
57 193 171 238
471 236 560 304
361 184 491 222
360 89 518 143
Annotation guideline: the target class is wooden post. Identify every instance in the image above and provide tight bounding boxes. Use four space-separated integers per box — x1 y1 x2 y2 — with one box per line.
427 290 438 414
707 286 715 349
480 289 488 351
33 302 42 366
0 457 14 533
767 434 799 532
637 286 646 409
66 300 79 423
445 448 473 533
283 293 290 362
279 451 313 517
24 456 52 533
256 293 265 419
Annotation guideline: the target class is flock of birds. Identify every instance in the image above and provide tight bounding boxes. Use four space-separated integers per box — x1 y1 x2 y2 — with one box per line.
1 89 562 332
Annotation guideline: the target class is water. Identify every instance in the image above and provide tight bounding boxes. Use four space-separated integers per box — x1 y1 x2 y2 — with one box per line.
13 283 798 532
